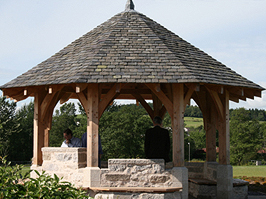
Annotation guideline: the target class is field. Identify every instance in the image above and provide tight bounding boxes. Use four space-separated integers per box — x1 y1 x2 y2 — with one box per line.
233 165 266 177
184 117 203 128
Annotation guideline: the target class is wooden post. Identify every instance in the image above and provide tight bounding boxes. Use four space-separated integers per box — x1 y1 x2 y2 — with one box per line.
205 95 217 162
152 93 161 118
217 90 230 165
32 91 46 166
86 84 99 167
172 84 185 167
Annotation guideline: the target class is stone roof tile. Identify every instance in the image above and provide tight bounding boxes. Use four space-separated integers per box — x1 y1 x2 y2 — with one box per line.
0 9 263 90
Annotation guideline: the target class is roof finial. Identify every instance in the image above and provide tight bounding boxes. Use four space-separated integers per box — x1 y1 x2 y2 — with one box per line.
125 0 135 11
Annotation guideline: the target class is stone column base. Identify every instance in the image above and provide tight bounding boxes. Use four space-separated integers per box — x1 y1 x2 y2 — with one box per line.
30 165 43 179
217 165 233 199
171 167 188 199
83 167 101 187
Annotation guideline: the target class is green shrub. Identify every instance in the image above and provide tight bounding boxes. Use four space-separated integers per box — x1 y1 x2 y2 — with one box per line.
0 156 92 198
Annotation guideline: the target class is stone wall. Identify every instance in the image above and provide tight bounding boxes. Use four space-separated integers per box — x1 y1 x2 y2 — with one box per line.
31 147 87 187
30 149 188 198
101 159 173 187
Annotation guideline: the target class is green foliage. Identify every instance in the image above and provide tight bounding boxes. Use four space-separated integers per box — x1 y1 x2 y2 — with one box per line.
230 108 263 165
0 156 90 199
100 104 152 160
0 96 20 158
229 108 266 121
184 105 203 118
49 103 78 147
9 101 34 161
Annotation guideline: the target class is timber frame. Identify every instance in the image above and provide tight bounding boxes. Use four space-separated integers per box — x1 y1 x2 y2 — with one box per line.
2 82 262 167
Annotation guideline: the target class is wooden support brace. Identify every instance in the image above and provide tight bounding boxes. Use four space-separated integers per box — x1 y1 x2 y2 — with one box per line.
145 83 173 118
99 84 123 118
132 93 154 120
207 88 224 119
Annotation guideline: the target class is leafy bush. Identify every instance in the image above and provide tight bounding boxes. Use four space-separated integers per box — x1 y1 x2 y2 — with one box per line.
0 156 91 198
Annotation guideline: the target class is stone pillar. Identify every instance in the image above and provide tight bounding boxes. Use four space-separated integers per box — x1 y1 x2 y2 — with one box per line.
204 161 218 181
172 167 188 199
217 165 233 199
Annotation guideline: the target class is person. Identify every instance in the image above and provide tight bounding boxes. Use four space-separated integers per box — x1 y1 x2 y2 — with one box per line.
61 128 82 147
81 132 103 168
145 116 170 163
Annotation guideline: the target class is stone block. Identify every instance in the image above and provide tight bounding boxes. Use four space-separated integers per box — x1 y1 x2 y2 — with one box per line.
150 174 170 183
42 152 51 160
171 167 188 199
42 162 59 171
54 153 73 162
204 162 218 181
83 167 101 187
105 173 130 181
217 165 233 199
30 165 43 178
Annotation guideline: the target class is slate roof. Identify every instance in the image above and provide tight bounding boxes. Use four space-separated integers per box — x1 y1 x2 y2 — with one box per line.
0 4 263 90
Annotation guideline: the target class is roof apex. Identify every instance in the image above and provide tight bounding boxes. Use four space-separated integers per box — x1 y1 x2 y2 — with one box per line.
125 0 135 11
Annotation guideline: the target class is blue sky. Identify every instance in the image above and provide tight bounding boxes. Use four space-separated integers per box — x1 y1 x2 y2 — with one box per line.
1 0 266 110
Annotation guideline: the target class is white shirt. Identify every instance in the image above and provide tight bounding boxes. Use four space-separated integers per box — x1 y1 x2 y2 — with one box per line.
61 137 82 147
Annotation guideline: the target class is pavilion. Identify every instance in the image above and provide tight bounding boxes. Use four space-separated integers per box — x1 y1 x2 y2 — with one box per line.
0 0 264 198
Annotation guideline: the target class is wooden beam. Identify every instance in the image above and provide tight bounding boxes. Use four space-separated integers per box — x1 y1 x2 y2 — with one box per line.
99 84 123 118
253 89 262 98
86 84 99 167
146 83 173 118
205 94 217 162
229 94 239 103
217 90 230 165
184 84 196 109
32 89 46 166
159 106 167 120
76 83 88 93
40 85 64 121
243 89 255 100
132 93 154 120
172 83 185 167
207 88 224 119
60 92 72 104
152 93 162 118
77 90 88 116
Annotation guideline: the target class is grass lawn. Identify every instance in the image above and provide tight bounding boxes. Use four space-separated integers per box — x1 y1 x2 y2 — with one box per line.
233 165 266 177
184 117 203 128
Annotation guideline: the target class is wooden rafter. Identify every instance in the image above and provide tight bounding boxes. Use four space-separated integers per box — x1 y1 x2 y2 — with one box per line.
77 90 88 116
132 93 154 120
145 83 173 118
184 84 196 109
207 88 225 120
98 83 123 118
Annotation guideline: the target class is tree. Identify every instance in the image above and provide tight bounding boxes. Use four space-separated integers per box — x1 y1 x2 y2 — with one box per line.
9 101 34 161
49 103 78 147
99 104 152 160
230 108 262 165
0 97 20 158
